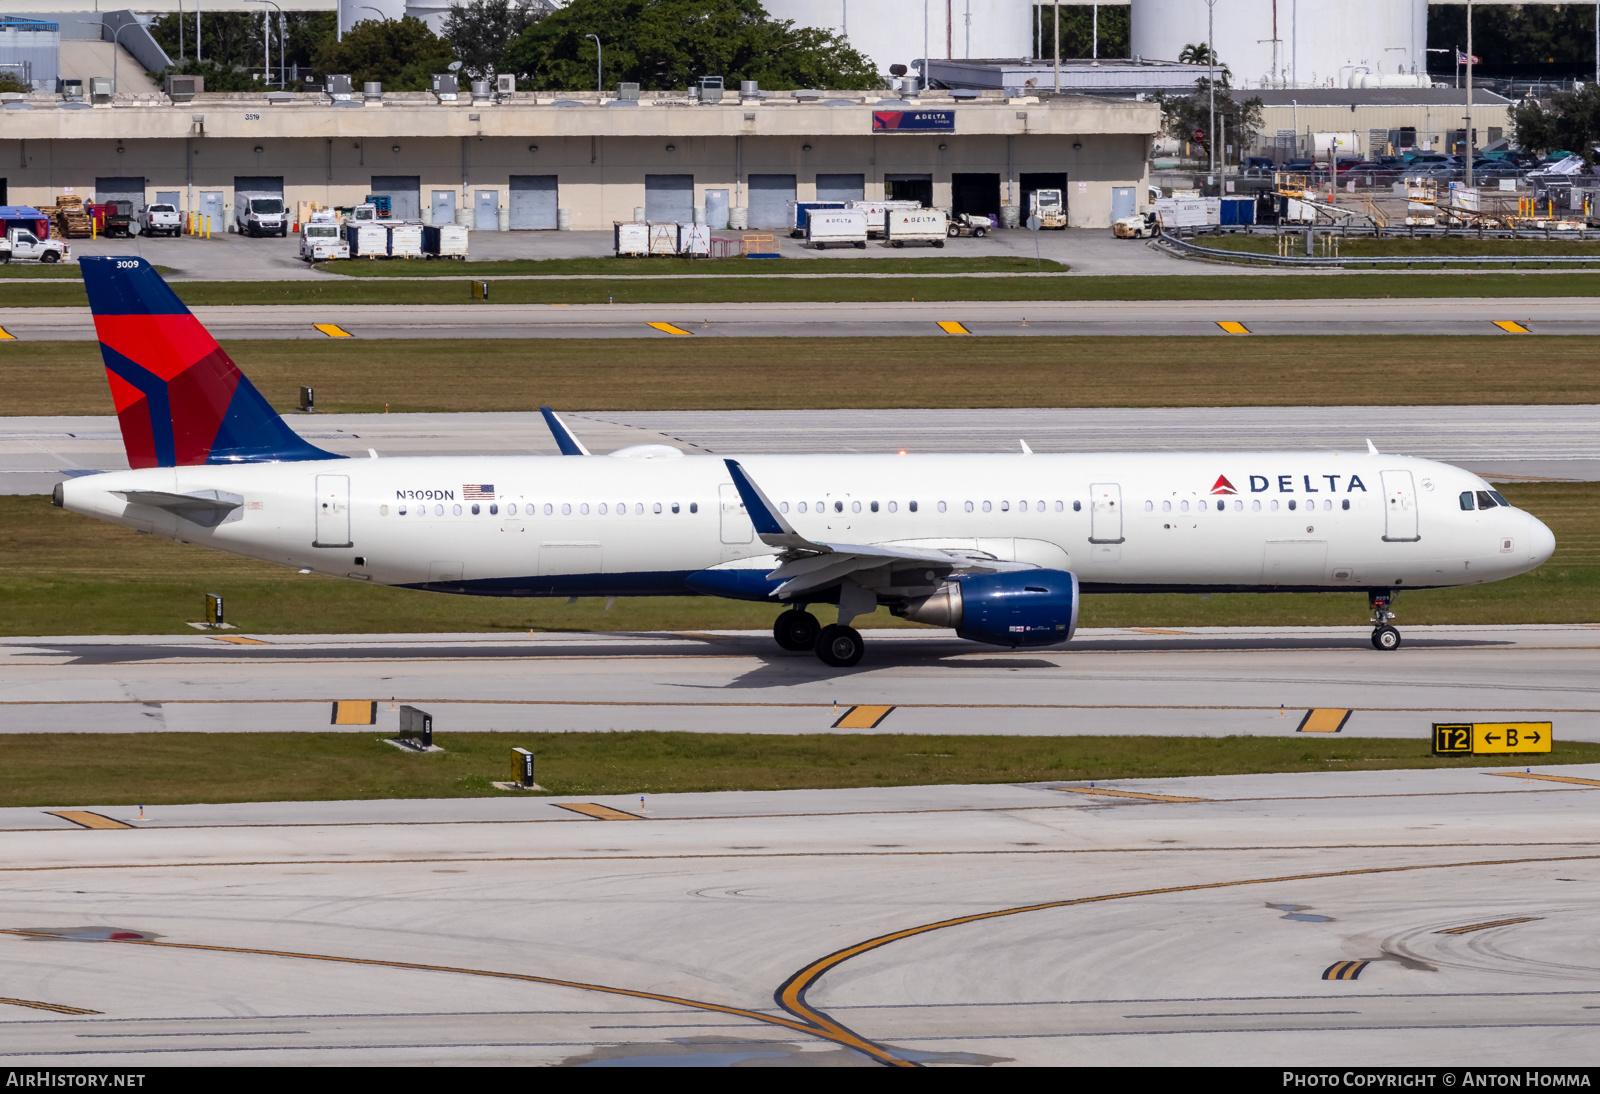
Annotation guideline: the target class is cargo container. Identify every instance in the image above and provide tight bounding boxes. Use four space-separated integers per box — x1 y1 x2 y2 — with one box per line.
678 222 711 256
786 201 848 237
422 224 469 259
1218 196 1255 226
648 222 679 256
614 221 649 256
847 199 922 238
345 222 389 258
387 223 424 258
806 209 869 249
886 207 949 247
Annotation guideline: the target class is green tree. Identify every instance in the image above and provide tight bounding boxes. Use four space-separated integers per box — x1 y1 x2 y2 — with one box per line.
312 15 457 92
1428 4 1596 72
1177 42 1231 87
150 12 338 88
1155 78 1264 165
1031 4 1130 60
159 58 262 93
0 71 30 94
1513 84 1600 164
500 0 880 92
444 0 544 79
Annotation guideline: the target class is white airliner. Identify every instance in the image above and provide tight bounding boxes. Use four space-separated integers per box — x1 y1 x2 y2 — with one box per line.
56 257 1556 666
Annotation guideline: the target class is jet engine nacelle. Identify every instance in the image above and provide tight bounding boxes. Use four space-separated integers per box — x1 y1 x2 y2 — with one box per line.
898 569 1080 648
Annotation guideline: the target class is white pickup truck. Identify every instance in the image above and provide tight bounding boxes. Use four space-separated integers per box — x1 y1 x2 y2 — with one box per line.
139 203 182 237
0 227 70 263
299 218 350 261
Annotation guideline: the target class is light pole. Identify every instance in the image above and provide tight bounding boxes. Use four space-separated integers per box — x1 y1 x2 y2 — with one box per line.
76 19 141 94
586 33 602 95
1464 0 1474 189
259 0 285 90
1205 0 1220 176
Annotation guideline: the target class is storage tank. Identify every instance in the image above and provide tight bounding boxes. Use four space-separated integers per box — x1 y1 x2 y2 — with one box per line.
762 0 1033 78
1130 0 1431 90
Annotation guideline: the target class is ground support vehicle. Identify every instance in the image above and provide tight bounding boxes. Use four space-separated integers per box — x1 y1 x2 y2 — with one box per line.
300 217 350 261
387 223 424 258
97 202 135 238
946 212 991 238
1028 188 1068 229
1113 211 1160 238
140 203 181 237
886 208 949 247
806 209 869 248
0 227 69 263
345 222 388 258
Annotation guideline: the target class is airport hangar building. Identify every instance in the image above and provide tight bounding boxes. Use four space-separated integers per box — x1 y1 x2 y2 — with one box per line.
0 88 1159 231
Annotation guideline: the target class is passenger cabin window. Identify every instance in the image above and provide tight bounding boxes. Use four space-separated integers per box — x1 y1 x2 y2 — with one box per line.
909 501 918 512
1340 499 1349 511
1070 501 1078 512
1460 491 1475 511
1144 501 1153 511
780 501 790 513
1476 490 1497 510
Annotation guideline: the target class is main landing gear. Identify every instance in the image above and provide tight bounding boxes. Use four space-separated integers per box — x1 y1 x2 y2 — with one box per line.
1369 590 1401 651
772 608 864 667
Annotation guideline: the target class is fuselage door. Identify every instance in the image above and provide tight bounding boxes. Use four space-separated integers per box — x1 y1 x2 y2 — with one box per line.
719 482 754 544
313 474 352 548
1089 483 1124 544
1380 470 1421 542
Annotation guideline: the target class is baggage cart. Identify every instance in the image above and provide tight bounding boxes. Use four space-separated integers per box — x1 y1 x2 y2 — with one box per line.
422 224 469 259
886 208 949 247
805 209 869 249
614 221 649 256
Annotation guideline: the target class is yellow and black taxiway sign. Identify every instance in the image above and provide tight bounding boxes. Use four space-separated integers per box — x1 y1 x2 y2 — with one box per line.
1432 721 1552 755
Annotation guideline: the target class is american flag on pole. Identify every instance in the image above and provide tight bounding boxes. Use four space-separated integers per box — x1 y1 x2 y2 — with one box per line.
463 484 495 500
1457 49 1479 64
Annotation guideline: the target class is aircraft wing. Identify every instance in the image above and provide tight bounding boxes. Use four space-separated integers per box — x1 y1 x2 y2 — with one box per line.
722 459 1016 598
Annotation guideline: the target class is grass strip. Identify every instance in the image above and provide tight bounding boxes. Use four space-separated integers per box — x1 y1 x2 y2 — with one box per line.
316 255 1069 277
8 271 1600 307
6 731 1597 807
4 482 1597 636
12 336 1600 416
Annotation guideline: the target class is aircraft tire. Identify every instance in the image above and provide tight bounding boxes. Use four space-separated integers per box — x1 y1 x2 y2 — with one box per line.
773 609 821 652
1371 625 1401 651
816 624 864 667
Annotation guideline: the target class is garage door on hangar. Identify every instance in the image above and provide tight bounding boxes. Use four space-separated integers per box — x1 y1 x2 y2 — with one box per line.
748 174 796 228
815 173 864 204
644 175 693 222
94 176 146 212
369 175 421 222
508 175 558 229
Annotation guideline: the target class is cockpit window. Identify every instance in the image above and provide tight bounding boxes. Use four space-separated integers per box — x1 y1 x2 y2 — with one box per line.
1459 491 1474 511
1476 490 1497 510
1488 490 1510 507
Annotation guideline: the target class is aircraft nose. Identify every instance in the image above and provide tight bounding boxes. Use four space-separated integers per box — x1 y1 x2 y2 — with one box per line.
1528 514 1556 566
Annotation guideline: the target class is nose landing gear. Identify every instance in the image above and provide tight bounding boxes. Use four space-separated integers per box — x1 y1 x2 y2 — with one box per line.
1369 590 1401 651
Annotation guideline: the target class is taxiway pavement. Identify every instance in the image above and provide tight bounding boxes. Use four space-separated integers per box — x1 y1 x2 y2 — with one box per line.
3 625 1597 739
6 405 1599 495
2 766 1597 1065
0 296 1593 341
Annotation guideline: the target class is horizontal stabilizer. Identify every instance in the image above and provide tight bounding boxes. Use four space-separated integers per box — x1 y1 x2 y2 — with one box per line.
115 488 243 528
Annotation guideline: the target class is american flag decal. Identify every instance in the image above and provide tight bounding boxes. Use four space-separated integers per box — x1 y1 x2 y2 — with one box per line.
463 484 494 500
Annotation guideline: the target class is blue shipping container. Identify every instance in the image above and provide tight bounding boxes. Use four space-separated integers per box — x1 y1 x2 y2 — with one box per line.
1219 196 1256 226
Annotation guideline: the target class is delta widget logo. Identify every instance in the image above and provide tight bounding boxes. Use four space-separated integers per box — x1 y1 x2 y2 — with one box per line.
1210 475 1238 495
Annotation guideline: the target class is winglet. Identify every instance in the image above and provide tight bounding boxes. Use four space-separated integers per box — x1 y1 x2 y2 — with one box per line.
724 459 826 554
1366 438 1379 455
540 407 591 456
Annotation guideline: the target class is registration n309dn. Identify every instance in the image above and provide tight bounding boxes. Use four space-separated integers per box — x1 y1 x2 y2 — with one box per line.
56 257 1556 666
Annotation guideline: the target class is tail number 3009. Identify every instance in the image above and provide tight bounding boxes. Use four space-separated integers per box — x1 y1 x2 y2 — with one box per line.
116 261 139 268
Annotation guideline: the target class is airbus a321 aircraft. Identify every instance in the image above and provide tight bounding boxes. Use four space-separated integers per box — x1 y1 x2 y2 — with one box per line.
57 257 1556 666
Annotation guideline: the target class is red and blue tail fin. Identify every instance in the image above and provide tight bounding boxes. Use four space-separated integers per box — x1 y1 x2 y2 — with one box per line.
81 256 339 468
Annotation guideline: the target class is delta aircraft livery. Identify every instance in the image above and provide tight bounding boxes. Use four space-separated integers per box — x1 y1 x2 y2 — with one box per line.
56 257 1556 666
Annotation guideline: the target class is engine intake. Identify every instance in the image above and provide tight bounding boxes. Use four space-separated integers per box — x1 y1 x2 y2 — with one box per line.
898 569 1079 648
